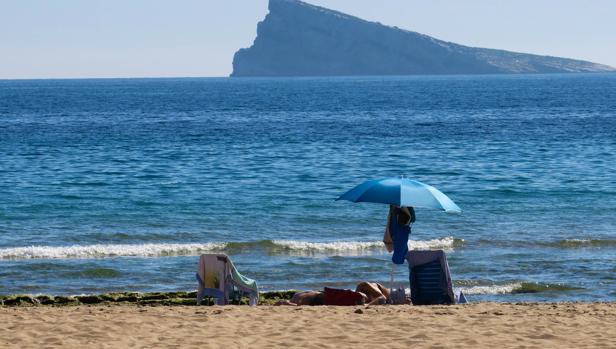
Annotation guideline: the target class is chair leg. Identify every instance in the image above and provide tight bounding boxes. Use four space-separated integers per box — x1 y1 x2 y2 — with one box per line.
196 289 204 305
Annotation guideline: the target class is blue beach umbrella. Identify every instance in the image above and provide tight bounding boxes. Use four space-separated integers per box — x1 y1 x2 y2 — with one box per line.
337 177 461 281
336 178 462 214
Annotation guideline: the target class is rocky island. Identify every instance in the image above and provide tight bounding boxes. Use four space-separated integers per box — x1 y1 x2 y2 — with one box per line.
232 0 614 77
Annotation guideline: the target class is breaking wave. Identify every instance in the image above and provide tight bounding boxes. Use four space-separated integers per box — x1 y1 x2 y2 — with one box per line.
267 236 461 252
552 239 616 248
457 284 520 295
0 243 227 260
0 237 462 260
476 238 616 249
457 282 582 295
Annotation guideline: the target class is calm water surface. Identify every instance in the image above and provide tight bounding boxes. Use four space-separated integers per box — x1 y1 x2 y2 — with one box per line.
1 74 615 301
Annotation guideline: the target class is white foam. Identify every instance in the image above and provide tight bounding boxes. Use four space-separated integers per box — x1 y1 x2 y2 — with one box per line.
271 237 458 252
271 240 383 251
563 239 590 243
0 243 226 260
400 283 520 297
0 236 460 260
457 283 521 295
409 236 458 250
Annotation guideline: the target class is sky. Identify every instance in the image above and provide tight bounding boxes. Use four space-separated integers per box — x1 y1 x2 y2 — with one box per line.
1 0 615 79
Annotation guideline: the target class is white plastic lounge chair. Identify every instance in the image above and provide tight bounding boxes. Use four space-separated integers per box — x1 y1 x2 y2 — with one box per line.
196 253 259 306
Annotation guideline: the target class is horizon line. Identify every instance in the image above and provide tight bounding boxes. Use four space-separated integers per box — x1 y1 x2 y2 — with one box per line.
2 71 616 82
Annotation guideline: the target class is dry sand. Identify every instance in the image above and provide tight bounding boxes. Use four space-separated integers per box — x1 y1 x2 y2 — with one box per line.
1 303 615 348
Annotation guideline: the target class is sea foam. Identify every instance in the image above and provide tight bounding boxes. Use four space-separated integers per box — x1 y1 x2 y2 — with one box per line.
0 237 460 259
457 283 521 295
271 236 458 252
455 282 581 295
0 243 226 260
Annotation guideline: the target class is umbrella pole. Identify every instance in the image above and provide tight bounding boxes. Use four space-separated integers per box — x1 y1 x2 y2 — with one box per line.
390 263 394 299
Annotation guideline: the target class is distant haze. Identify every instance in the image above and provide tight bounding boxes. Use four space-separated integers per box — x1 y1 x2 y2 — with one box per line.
1 0 615 79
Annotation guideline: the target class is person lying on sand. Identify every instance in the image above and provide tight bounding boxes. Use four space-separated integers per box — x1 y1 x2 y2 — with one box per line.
290 291 325 306
275 282 391 306
355 281 390 305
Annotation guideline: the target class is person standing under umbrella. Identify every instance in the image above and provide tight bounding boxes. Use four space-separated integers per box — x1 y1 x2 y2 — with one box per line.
383 205 415 264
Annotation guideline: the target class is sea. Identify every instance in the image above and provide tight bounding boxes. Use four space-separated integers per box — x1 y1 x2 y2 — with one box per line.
1 74 615 302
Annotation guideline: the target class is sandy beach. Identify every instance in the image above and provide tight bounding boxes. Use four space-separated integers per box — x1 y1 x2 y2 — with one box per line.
1 302 614 348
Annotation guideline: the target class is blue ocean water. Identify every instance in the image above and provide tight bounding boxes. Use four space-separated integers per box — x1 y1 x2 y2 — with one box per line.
1 74 615 301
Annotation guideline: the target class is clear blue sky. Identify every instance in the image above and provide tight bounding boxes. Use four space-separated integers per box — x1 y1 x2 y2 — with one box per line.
1 0 614 79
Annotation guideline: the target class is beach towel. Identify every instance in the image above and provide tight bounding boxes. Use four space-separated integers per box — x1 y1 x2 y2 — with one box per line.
389 207 411 264
323 287 365 306
196 254 259 306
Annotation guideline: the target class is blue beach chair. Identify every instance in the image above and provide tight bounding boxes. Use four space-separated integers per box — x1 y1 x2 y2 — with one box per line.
406 250 466 305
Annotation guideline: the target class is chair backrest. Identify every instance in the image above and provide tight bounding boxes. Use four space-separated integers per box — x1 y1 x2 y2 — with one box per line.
196 253 260 306
406 250 455 305
196 254 231 305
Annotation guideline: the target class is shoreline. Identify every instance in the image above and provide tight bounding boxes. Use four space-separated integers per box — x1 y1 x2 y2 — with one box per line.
3 291 613 307
3 290 614 307
0 291 298 307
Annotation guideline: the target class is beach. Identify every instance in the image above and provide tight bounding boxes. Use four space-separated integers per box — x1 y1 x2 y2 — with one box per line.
3 1 616 348
1 303 614 348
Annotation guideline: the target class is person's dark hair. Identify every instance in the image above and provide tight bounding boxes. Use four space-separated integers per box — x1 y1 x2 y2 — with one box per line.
397 208 410 226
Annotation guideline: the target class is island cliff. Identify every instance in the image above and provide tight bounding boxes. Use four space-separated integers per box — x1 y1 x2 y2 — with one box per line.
232 0 614 77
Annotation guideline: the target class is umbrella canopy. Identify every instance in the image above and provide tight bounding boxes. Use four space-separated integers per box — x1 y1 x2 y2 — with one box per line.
336 178 461 214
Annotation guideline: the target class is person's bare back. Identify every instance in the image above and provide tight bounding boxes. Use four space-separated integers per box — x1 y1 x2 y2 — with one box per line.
291 291 324 305
275 291 325 306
